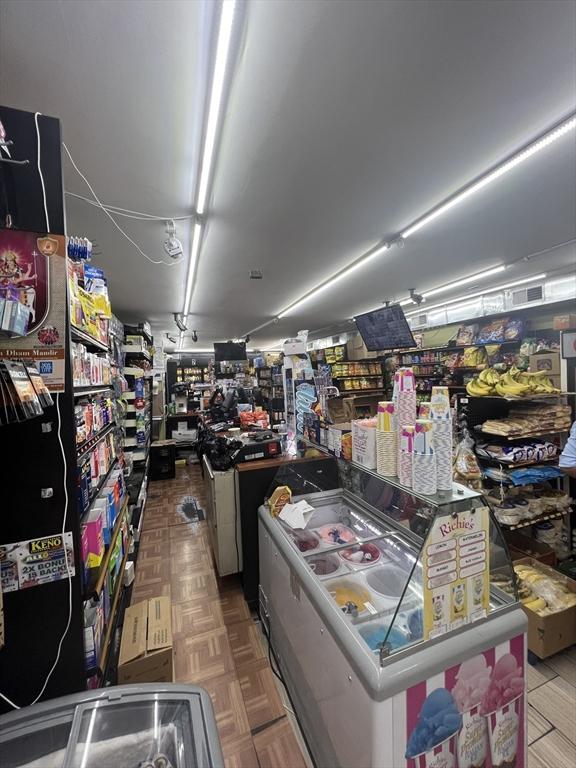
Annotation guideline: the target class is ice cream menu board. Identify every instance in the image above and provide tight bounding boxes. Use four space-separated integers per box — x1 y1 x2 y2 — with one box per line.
0 231 67 392
422 507 490 640
0 532 75 592
397 634 526 768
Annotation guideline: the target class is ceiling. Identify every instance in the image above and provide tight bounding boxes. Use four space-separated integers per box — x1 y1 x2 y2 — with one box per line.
1 0 575 351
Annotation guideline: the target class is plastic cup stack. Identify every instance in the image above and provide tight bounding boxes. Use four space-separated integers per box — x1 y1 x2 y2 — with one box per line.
413 419 437 495
430 386 453 492
398 425 415 487
376 401 397 476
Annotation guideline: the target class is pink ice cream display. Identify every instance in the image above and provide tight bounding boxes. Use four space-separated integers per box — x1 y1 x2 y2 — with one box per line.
453 656 492 712
315 524 357 546
480 653 524 715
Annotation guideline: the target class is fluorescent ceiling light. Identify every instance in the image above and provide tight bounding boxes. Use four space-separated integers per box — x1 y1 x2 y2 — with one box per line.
278 243 390 318
396 265 506 306
183 221 203 315
404 273 547 317
195 0 237 216
401 115 576 239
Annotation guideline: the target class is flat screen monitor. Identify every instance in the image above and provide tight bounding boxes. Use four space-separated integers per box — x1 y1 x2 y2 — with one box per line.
355 305 416 351
214 342 247 362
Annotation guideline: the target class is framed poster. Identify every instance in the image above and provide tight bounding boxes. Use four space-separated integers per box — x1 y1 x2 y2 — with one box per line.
0 230 67 391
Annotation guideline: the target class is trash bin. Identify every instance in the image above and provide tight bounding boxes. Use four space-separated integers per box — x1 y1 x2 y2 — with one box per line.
0 683 224 768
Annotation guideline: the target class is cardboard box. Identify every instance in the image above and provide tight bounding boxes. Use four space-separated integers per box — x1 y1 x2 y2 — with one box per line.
515 558 576 658
351 419 377 469
505 532 556 567
343 395 381 421
347 335 370 361
118 597 173 684
529 351 560 375
327 397 347 423
327 422 352 458
553 313 576 331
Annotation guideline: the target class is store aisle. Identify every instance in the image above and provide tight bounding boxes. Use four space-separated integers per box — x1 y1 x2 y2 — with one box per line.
130 464 310 768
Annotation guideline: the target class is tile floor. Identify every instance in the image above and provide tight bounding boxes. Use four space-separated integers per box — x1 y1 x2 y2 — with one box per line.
131 464 310 768
132 465 576 768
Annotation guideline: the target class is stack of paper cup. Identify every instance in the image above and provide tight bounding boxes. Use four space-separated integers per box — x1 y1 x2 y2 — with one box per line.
413 419 437 495
394 368 417 461
398 425 415 487
430 386 453 492
376 401 397 476
418 402 431 419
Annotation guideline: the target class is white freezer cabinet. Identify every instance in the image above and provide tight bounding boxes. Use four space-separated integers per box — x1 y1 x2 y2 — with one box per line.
259 482 527 768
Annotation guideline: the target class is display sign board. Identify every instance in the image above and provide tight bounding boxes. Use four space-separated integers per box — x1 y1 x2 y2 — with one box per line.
0 532 75 592
0 231 67 391
396 634 526 768
422 507 490 640
561 330 576 359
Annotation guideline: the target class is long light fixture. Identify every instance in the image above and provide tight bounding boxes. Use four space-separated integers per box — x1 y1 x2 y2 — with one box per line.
278 243 390 318
196 0 237 216
398 265 507 306
183 221 203 315
403 272 547 317
401 115 576 239
182 0 237 318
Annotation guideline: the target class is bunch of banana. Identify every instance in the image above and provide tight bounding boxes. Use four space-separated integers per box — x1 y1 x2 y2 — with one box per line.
466 366 561 397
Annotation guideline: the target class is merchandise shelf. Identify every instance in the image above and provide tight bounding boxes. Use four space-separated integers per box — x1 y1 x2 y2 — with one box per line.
96 544 130 675
73 385 114 398
84 457 119 511
385 339 523 356
71 325 109 352
496 509 568 531
124 347 151 361
83 495 129 599
475 428 570 441
76 421 116 459
336 387 384 395
478 455 559 469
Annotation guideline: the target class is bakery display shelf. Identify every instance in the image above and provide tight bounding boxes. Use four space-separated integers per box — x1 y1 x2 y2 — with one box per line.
476 428 569 441
76 422 116 459
84 495 129 599
73 385 113 398
84 457 119 509
97 545 130 674
478 455 559 469
71 325 109 352
497 509 568 530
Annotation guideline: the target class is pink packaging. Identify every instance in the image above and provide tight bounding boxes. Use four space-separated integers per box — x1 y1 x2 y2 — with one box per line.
84 506 104 568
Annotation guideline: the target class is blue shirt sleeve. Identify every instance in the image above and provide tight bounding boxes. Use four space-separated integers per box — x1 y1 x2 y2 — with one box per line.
559 421 576 468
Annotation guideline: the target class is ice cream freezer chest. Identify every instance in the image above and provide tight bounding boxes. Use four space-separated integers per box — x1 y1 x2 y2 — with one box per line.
0 684 224 768
258 484 527 768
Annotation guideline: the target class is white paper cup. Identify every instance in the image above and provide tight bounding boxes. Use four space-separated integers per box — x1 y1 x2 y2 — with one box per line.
412 732 458 768
484 694 522 768
457 704 488 768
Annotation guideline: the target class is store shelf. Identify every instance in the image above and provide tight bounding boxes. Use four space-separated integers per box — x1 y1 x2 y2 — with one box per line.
77 422 116 459
97 544 130 674
84 457 119 510
83 495 129 599
463 393 567 402
478 455 559 469
73 385 113 398
389 339 523 356
336 388 384 394
496 509 568 530
71 325 108 352
475 428 569 441
124 346 151 361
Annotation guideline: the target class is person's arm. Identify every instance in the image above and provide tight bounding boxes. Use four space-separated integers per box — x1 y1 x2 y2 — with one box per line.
558 421 576 478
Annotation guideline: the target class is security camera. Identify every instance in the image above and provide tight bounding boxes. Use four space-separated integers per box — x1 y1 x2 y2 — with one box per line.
409 288 424 306
191 330 198 343
173 313 187 332
245 334 251 343
163 220 183 259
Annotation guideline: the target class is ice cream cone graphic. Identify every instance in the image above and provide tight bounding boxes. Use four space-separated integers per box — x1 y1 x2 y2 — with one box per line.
485 694 522 768
412 733 458 768
453 655 491 768
457 704 488 768
406 689 462 768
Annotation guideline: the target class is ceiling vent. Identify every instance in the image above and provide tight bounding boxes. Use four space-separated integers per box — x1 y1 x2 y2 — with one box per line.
511 284 543 306
249 269 263 280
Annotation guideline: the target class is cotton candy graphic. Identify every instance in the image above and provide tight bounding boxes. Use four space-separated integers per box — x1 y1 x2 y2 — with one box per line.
480 654 524 715
453 655 492 712
405 688 462 758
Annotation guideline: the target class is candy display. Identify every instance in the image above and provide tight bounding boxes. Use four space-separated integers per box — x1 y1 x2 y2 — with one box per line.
405 688 462 758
